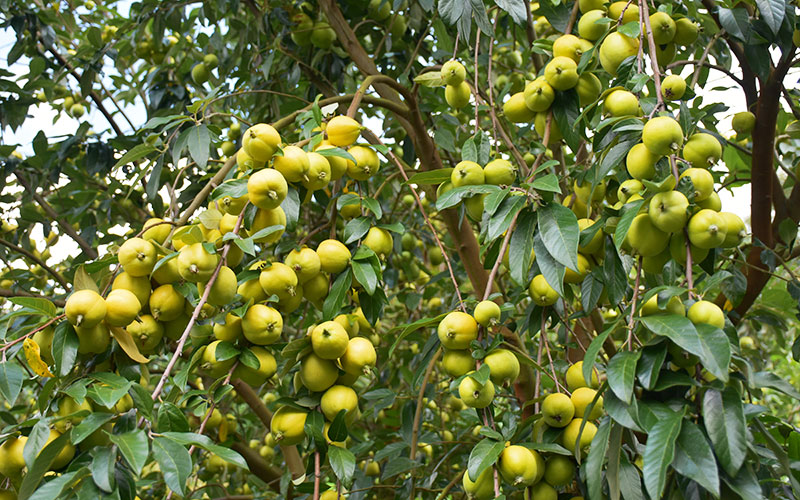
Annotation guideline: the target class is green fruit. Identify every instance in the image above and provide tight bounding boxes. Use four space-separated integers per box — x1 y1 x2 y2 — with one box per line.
575 72 603 106
290 12 314 46
149 284 184 321
731 111 755 134
458 373 495 408
362 227 393 258
719 212 746 247
498 445 538 486
462 466 494 499
442 349 474 377
340 337 377 375
504 92 536 123
649 12 677 44
203 53 219 69
270 406 307 446
104 288 141 327
445 82 471 109
642 116 684 155
65 289 107 328
640 294 685 316
669 231 709 265
0 436 27 478
251 207 286 244
679 167 714 201
682 133 722 168
320 385 358 421
484 158 516 186
649 190 689 233
451 160 485 187
242 304 283 345
473 300 502 326
213 313 243 342
316 239 351 274
609 1 638 23
661 74 686 100
198 265 237 306
191 63 209 84
673 18 699 45
688 300 725 329
437 311 478 349
441 60 466 85
530 481 558 500
578 9 609 41
118 237 157 277
561 418 597 450
617 179 644 202
311 321 349 359
627 213 670 257
484 349 520 386
599 32 639 75
529 274 559 306
233 347 277 386
523 78 555 112
544 455 576 486
579 0 606 13
603 89 640 116
542 393 575 428
571 387 604 420
127 314 164 353
259 262 298 301
300 352 339 392
310 22 336 49
552 34 593 64
687 209 727 249
346 145 380 180
544 56 579 91
626 143 661 180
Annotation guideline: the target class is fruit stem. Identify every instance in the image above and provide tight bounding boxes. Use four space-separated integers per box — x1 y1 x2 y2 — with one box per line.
639 0 665 113
408 347 442 498
627 256 643 350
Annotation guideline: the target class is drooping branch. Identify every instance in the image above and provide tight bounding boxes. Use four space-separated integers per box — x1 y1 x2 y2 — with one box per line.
0 237 69 290
0 288 65 307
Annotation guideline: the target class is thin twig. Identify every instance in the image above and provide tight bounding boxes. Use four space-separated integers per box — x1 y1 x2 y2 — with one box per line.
0 237 69 290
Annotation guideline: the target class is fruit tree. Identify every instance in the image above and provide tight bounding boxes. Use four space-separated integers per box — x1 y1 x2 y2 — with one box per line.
1 0 800 499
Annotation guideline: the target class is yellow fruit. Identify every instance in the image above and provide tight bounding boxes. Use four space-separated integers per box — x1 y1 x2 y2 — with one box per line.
248 168 288 210
259 262 298 301
575 72 603 106
661 74 686 100
300 352 339 392
442 349 474 377
626 143 661 180
542 393 575 427
445 81 471 109
202 340 236 377
270 406 307 446
437 311 478 349
578 218 604 254
642 116 684 155
673 17 699 45
242 304 283 345
531 482 559 500
566 361 599 391
441 60 467 86
458 374 495 408
303 152 332 191
535 112 563 145
484 349 520 386
0 436 27 478
649 190 689 233
320 384 358 421
561 418 598 450
603 89 640 116
564 253 590 283
237 148 266 171
151 254 182 285
65 289 107 328
599 32 639 76
104 288 141 327
627 214 669 257
687 300 725 329
544 56 579 91
118 237 157 277
303 272 329 303
719 212 746 247
316 144 348 180
149 284 184 321
451 160 485 187
731 111 755 134
311 321 350 359
242 123 281 162
473 300 501 326
462 466 494 500
142 218 171 244
33 326 55 365
47 429 76 470
127 314 163 353
326 116 362 147
251 207 286 244
346 145 380 180
687 209 726 249
578 9 609 40
524 78 555 112
682 133 722 168
362 227 393 258
552 34 593 64
75 323 111 354
233 347 277 386
213 313 243 342
529 274 559 306
640 294 685 316
198 265 237 306
498 445 538 486
285 247 321 283
177 243 219 283
504 92 536 123
669 231 709 265
340 337 377 375
273 145 310 183
649 12 676 45
571 387 604 420
112 272 151 308
609 1 638 22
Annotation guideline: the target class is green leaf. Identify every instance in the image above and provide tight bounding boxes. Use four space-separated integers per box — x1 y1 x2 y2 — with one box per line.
618 453 645 500
156 402 191 433
18 428 71 499
413 72 445 87
636 343 667 390
9 297 56 317
161 432 248 469
435 185 501 211
111 143 156 172
361 198 383 220
642 410 683 499
640 316 730 381
533 232 565 298
210 178 249 201
90 447 115 492
583 324 613 388
188 124 211 169
537 202 580 271
328 445 356 484
328 409 349 443
467 438 505 482
672 420 720 497
606 350 640 404
27 470 85 500
304 411 325 447
344 216 371 244
109 429 149 476
530 173 561 194
351 259 378 295
750 371 800 400
586 417 612 500
496 0 528 24
405 168 454 185
52 322 79 377
323 271 352 320
71 413 114 445
153 436 192 496
468 363 491 387
613 199 646 248
316 146 356 164
618 21 641 38
0 360 24 404
509 208 536 285
703 387 747 476
388 313 448 357
755 0 785 35
380 456 418 480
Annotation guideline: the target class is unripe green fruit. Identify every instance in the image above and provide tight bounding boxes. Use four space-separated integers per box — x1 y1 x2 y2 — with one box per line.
642 116 684 155
440 60 466 85
191 63 209 84
731 111 755 134
661 74 686 100
445 82 471 109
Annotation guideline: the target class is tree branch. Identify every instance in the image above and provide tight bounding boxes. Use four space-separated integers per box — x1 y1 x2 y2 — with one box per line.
0 237 70 290
0 288 65 307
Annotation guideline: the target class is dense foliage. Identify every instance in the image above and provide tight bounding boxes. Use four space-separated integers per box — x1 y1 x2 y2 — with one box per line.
1 0 800 499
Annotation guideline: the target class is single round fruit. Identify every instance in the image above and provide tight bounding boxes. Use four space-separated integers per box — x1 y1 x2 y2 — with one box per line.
198 265 237 306
542 393 575 428
571 387 604 420
242 123 281 162
649 12 676 44
285 247 322 283
142 217 171 244
673 18 699 45
112 272 151 308
259 262 298 301
437 311 478 349
524 78 555 112
679 167 714 201
0 436 27 478
626 143 661 180
661 74 686 100
484 348 520 386
642 116 684 155
304 152 332 191
311 321 349 359
213 313 243 342
442 349 474 377
362 227 393 258
682 133 722 168
566 361 599 391
316 239 351 274
529 274 559 306
320 385 358 421
483 159 516 185
441 60 466 85
251 207 286 244
687 300 725 329
609 1 638 23
732 111 755 134
603 89 640 117
599 32 639 76
149 284 184 321
617 179 644 202
104 288 141 327
649 190 689 233
687 209 727 249
242 304 283 345
445 81 471 109
177 243 219 283
300 352 339 392
458 374 495 408
248 168 288 210
530 481 559 500
346 145 381 180
544 56 579 91
127 315 164 353
578 9 609 41
270 406 307 446
65 289 107 328
233 347 277 386
669 231 709 265
118 237 157 277
552 34 593 64
451 160 485 187
504 92 536 123
326 115 362 147
544 455 576 486
310 22 336 49
575 72 603 106
498 445 538 486
273 145 310 183
340 337 377 375
191 62 209 84
627 214 670 257
473 300 501 326
561 418 598 450
719 212 746 247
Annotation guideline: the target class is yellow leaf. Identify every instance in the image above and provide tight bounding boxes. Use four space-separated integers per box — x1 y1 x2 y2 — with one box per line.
110 326 149 363
218 416 228 442
23 338 55 378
